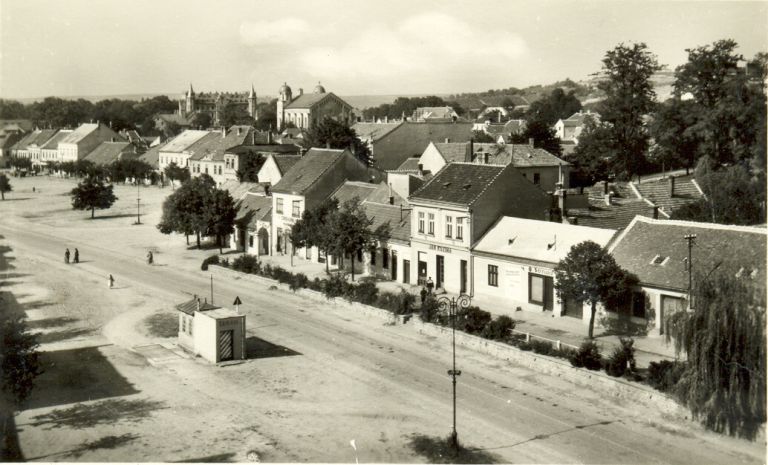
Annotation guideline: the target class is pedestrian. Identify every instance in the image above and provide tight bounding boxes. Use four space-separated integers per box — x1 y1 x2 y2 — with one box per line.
73 248 79 264
65 248 70 264
147 251 153 265
32 186 35 193
426 276 434 294
420 287 427 304
108 274 115 289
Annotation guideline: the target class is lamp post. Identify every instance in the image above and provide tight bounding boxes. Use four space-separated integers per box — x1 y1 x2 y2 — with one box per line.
436 293 471 453
134 177 141 225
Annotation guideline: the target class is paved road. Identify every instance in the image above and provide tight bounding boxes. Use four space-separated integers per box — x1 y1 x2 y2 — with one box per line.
1 221 763 464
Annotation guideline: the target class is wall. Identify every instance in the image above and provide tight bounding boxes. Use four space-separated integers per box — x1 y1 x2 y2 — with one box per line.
372 122 473 171
78 124 121 160
418 143 447 174
516 165 566 192
257 155 283 185
193 312 218 363
216 316 246 361
177 313 195 350
304 152 369 211
271 192 304 256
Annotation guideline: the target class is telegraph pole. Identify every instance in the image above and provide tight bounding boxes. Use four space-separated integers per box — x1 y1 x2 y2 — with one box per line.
210 274 214 305
684 234 697 309
135 178 141 224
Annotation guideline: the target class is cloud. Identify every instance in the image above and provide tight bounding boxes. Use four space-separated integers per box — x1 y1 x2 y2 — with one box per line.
239 17 310 46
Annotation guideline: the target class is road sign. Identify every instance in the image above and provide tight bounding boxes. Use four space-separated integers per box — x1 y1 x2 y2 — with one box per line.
447 369 462 376
233 296 242 306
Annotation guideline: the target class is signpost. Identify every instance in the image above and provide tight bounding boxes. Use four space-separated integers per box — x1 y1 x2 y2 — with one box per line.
233 296 242 313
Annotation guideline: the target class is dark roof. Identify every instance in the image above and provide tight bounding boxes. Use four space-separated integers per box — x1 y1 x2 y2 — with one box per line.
362 201 411 243
634 175 704 215
331 181 377 205
433 142 470 163
285 92 351 110
352 122 403 142
138 143 162 169
396 157 421 171
187 126 253 161
271 148 348 195
84 141 134 165
610 217 767 291
272 154 301 175
10 131 42 150
0 119 34 132
472 143 569 167
565 199 657 230
28 129 58 147
410 163 506 206
561 111 601 126
366 181 408 206
176 297 219 315
235 194 273 230
41 130 73 150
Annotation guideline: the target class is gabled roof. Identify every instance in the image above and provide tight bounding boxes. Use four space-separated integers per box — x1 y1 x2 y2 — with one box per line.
220 180 262 201
272 154 301 175
41 130 73 150
609 216 767 291
433 142 470 163
633 175 704 215
361 201 411 244
271 148 349 195
188 127 254 161
396 157 421 171
59 123 102 145
176 297 219 315
235 193 273 230
160 130 210 153
138 143 163 169
10 131 42 150
0 119 34 132
409 163 506 206
474 216 617 264
366 181 408 206
331 181 378 205
285 92 350 110
26 129 58 147
83 141 133 165
352 122 404 142
472 143 569 167
561 110 601 127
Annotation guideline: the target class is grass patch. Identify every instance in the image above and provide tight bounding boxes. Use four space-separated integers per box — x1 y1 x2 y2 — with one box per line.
144 312 178 338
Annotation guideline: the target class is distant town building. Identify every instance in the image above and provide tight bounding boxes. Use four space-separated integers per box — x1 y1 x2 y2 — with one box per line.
412 106 459 122
554 110 601 144
83 141 138 166
177 83 258 127
187 126 256 186
57 123 123 162
276 82 356 132
257 153 301 186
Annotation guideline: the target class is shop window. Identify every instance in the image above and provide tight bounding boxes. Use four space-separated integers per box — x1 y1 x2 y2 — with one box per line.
529 274 545 304
249 235 254 247
488 265 498 287
182 316 186 333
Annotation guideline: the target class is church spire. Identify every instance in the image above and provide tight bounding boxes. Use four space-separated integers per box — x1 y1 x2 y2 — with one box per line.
249 84 256 98
187 83 194 97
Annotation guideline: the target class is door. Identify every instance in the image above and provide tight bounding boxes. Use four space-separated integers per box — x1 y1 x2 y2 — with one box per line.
418 252 427 285
219 330 234 362
239 229 247 252
403 260 410 284
460 260 467 294
391 250 398 281
543 276 554 311
436 255 445 289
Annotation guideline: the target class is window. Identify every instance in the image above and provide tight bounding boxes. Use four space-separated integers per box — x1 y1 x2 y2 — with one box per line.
529 274 545 304
249 235 254 247
182 316 186 332
456 218 464 240
276 198 284 214
188 318 193 335
370 247 376 266
428 213 435 235
445 216 453 238
418 212 425 233
488 265 498 287
292 200 300 218
533 173 541 185
631 292 646 318
382 248 389 269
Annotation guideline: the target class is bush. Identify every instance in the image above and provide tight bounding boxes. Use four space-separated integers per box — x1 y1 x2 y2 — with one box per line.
456 306 492 335
605 337 637 377
323 274 348 299
419 295 440 322
201 254 219 271
482 315 515 340
570 340 603 370
232 254 260 274
289 273 309 292
646 360 685 392
376 290 416 315
350 280 379 305
529 339 556 356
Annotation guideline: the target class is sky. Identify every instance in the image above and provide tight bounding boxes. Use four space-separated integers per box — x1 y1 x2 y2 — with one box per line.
1 0 766 100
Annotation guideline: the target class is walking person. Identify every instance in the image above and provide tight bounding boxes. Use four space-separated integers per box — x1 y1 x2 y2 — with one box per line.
426 276 434 294
420 287 428 305
73 248 79 264
147 251 153 265
64 248 70 264
108 274 115 289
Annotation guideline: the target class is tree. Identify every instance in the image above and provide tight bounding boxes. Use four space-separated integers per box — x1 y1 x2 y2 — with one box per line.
254 99 277 131
648 98 701 173
219 102 253 128
70 176 118 218
554 241 638 339
0 174 11 200
157 174 216 248
471 130 495 143
525 88 582 126
329 198 373 281
204 189 237 254
511 119 563 157
290 197 340 272
163 162 190 190
189 112 212 130
235 151 265 182
304 117 372 166
665 270 765 439
568 118 614 186
595 43 662 179
0 99 27 119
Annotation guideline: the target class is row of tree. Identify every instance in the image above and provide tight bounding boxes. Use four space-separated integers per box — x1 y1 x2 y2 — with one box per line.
361 96 465 121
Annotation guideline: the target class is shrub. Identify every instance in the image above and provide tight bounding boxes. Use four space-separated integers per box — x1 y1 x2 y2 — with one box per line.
323 274 348 299
201 254 219 271
351 280 379 305
232 254 260 274
646 360 685 392
375 290 417 315
456 306 492 335
570 340 603 370
529 339 556 356
419 296 440 322
482 315 515 340
289 273 309 292
605 337 637 377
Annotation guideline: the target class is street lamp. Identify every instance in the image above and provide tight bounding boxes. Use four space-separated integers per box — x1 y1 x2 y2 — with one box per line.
436 293 471 453
134 177 141 225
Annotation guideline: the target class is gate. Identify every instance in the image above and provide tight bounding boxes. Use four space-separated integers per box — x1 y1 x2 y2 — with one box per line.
219 330 234 361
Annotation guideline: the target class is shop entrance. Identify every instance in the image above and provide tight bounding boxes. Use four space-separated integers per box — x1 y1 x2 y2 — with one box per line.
436 255 445 289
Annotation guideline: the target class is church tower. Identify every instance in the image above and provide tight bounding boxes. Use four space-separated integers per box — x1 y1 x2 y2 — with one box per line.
185 83 195 114
276 82 292 131
248 84 258 120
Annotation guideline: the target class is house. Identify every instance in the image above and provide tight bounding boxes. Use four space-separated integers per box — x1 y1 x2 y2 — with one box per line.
176 297 246 364
362 195 413 283
481 119 527 143
408 162 552 293
608 216 766 336
138 143 164 170
257 154 302 186
231 193 273 255
40 130 72 166
83 141 138 166
57 123 123 162
270 148 371 260
187 126 256 186
154 112 194 133
0 124 26 164
276 82 355 131
13 129 57 165
352 121 474 170
418 141 471 174
554 110 601 144
471 142 571 191
472 217 617 319
157 129 210 171
412 106 459 122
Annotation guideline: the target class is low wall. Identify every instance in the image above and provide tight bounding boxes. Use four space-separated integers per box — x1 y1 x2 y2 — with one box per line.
209 265 687 418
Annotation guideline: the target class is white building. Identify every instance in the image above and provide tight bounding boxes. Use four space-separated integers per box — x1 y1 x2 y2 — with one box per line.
57 123 123 162
176 297 246 364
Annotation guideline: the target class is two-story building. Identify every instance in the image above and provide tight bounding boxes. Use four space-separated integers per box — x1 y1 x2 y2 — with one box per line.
255 153 301 186
471 142 571 191
157 130 209 171
11 129 57 165
40 130 72 165
187 126 255 186
83 141 139 166
270 148 371 260
57 123 123 162
407 162 552 293
276 82 356 131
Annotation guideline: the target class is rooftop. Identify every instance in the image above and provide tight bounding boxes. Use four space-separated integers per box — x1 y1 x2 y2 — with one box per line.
176 297 219 315
271 148 350 195
352 122 404 142
187 126 254 161
473 143 569 167
83 141 133 166
409 163 506 206
59 123 103 145
235 193 273 229
160 130 209 153
41 130 73 150
361 201 412 243
433 142 471 163
272 154 301 175
396 157 422 171
331 181 378 205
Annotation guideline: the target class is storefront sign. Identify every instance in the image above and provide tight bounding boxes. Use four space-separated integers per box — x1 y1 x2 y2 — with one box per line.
505 268 521 285
429 245 452 253
281 216 296 225
528 265 554 277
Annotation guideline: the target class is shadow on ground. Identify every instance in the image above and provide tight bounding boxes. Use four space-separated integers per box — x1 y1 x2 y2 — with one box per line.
26 397 166 430
22 346 140 410
35 328 94 344
90 213 140 220
26 317 79 330
407 434 502 464
25 433 140 461
246 336 301 360
174 452 237 462
144 312 178 338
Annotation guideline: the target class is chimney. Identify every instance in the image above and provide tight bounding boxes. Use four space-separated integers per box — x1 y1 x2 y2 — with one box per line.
237 127 242 136
603 181 609 195
445 138 451 143
417 163 424 176
558 189 568 216
264 184 270 196
299 88 303 96
222 127 227 138
605 192 612 206
652 204 659 219
196 297 200 311
669 176 676 198
528 137 534 147
558 163 564 185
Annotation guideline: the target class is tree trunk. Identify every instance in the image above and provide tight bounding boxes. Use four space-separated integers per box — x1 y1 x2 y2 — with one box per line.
196 231 201 248
185 234 189 245
218 235 223 254
91 207 95 219
325 249 329 272
1 191 4 200
351 254 355 282
588 301 596 339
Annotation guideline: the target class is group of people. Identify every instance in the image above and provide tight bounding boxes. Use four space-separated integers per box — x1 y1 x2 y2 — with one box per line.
64 248 80 264
420 276 435 304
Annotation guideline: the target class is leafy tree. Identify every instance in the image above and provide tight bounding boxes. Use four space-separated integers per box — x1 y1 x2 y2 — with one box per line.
569 118 614 186
665 269 765 439
554 241 638 339
254 99 277 131
235 151 265 182
161 120 182 139
525 88 582 126
163 162 190 190
0 174 12 200
8 157 31 171
0 99 27 119
70 176 118 218
648 98 701 172
219 102 253 128
304 117 372 166
595 42 662 179
189 112 212 130
329 198 374 281
157 174 216 248
471 130 495 143
204 189 237 254
290 198 340 272
511 119 563 157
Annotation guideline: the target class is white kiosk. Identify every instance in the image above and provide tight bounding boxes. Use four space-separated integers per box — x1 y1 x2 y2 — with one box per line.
176 296 246 363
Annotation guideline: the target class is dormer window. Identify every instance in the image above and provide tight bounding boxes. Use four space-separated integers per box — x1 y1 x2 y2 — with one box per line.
650 255 669 266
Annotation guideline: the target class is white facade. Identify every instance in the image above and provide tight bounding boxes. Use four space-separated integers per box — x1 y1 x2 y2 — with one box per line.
257 155 285 186
271 192 305 256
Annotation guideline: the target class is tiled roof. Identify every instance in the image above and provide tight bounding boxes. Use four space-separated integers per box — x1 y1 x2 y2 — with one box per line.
562 111 601 126
396 157 421 171
83 141 133 165
138 143 163 169
331 181 378 205
176 297 219 315
472 143 569 167
366 181 408 206
160 130 210 153
188 127 254 161
634 175 703 215
284 92 349 110
474 217 617 264
410 163 506 206
361 201 411 243
504 119 526 133
271 148 348 195
434 142 470 163
59 123 102 145
352 122 403 142
0 132 22 150
220 180 262 201
280 127 305 138
10 131 42 150
41 130 72 150
235 193 273 230
272 154 301 175
0 119 34 132
609 217 767 291
565 198 656 230
27 129 58 147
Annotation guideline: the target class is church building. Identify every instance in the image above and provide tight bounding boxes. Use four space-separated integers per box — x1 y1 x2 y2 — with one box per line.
276 82 356 131
178 84 258 126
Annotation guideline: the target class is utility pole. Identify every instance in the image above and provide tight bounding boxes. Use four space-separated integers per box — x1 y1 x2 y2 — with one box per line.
135 178 141 224
684 234 697 309
210 274 214 305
